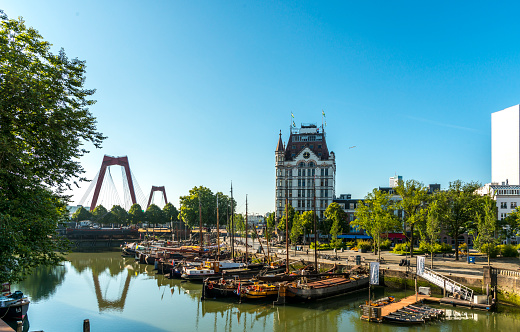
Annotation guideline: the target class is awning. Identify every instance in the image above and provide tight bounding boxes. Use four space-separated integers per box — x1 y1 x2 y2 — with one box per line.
338 234 372 239
385 233 406 239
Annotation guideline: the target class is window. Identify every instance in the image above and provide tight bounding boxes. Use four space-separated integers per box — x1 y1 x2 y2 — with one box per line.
298 190 301 198
298 169 301 176
292 145 296 149
325 168 329 176
325 179 328 186
318 144 322 149
292 154 295 158
309 162 314 167
307 200 310 208
302 190 306 198
298 179 301 187
289 191 292 197
299 162 305 167
501 202 507 209
302 180 305 187
312 169 315 176
321 168 324 176
318 153 322 157
310 144 313 149
511 202 517 209
297 200 301 208
324 190 328 197
302 169 306 177
320 179 324 186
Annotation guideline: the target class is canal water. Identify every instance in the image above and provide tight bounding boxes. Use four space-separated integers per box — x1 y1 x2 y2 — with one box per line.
9 251 520 331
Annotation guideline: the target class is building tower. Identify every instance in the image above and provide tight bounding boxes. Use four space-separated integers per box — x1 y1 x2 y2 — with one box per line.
275 123 336 220
492 105 520 185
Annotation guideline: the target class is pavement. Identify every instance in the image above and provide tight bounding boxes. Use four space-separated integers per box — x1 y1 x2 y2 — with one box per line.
229 239 520 279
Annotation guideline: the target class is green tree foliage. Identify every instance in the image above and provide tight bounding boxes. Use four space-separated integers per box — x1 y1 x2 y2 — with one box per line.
71 206 92 222
501 207 520 243
277 204 296 234
179 186 235 229
353 189 400 261
325 202 347 255
395 179 429 257
299 211 315 244
146 204 165 226
110 205 128 225
128 203 144 224
290 213 303 244
91 205 108 223
0 12 105 283
163 202 179 222
423 193 444 268
474 195 498 266
438 180 482 261
265 212 276 244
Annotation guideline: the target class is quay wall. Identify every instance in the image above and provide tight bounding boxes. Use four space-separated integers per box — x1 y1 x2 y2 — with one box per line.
484 267 520 306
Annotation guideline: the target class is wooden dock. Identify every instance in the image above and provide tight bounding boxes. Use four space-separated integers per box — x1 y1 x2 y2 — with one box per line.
361 293 495 322
0 319 14 332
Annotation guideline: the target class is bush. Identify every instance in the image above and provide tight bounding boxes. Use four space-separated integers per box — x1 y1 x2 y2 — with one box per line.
380 239 392 250
419 242 429 253
345 241 356 248
479 243 499 258
357 240 372 250
439 243 452 253
498 244 519 257
459 243 468 251
392 242 410 254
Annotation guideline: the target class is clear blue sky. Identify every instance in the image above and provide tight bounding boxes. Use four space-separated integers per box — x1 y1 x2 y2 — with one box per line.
5 1 520 215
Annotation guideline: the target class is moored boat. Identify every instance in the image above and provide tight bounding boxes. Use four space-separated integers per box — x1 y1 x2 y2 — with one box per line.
0 284 30 321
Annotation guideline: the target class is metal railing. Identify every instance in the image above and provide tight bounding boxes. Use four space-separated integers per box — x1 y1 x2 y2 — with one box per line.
419 267 474 301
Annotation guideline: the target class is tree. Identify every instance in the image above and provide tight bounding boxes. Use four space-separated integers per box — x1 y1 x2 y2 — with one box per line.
353 189 400 261
265 212 276 259
179 186 235 229
0 12 105 283
474 195 498 266
91 205 109 224
277 204 296 236
395 179 429 257
146 204 165 227
325 202 347 257
290 213 303 245
163 203 179 222
500 207 520 243
128 204 145 225
439 180 482 261
299 211 315 244
71 206 92 222
110 205 128 226
423 193 444 268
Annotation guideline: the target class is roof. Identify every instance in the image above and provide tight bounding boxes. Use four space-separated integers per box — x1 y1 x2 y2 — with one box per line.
276 130 284 152
283 126 330 161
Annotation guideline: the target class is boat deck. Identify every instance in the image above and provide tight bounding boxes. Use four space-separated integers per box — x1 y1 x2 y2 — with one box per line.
306 277 349 288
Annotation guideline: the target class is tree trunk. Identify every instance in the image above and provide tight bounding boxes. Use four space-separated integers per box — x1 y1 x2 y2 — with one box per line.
410 225 414 258
431 249 433 269
454 232 459 261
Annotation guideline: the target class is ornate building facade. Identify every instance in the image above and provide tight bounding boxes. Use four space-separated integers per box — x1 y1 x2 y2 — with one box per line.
275 123 336 220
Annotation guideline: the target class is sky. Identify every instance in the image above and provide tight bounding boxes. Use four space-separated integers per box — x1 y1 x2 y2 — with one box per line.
4 1 520 215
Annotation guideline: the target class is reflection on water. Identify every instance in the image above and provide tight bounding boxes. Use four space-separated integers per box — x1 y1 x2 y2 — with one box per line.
12 251 520 332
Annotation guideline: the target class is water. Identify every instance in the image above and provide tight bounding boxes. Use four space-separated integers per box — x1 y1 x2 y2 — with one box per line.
8 251 520 331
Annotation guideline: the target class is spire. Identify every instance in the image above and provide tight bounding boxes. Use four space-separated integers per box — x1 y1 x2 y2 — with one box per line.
276 130 284 152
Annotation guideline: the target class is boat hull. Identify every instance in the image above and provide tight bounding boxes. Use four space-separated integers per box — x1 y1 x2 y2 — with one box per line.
285 276 369 301
0 300 29 320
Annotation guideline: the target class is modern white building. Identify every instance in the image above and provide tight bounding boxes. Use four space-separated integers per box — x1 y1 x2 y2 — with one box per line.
389 175 402 188
275 123 336 220
492 105 520 185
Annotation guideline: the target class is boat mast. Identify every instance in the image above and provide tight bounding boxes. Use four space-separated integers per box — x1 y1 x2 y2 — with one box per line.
199 192 203 253
285 172 289 274
216 193 220 260
231 182 235 262
313 175 318 273
245 194 248 263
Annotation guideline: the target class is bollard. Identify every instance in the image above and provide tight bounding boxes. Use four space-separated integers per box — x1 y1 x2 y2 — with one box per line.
16 321 23 332
83 319 90 332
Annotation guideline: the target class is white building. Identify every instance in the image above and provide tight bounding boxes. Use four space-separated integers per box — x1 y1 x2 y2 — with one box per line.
275 123 336 220
492 105 520 185
389 175 402 188
477 183 520 244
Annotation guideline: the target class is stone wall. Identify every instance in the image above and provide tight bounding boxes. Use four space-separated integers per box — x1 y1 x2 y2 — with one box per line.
484 267 520 306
